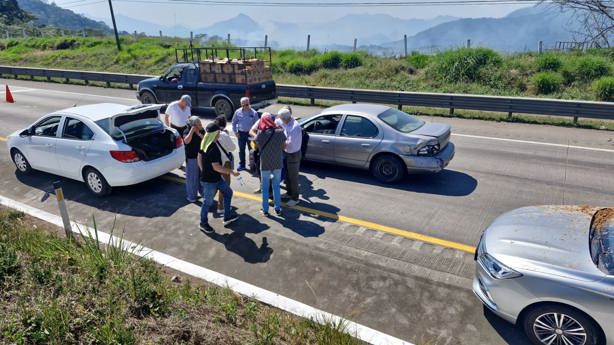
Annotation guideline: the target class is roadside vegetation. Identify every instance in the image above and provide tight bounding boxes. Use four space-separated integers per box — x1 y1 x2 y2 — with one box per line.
1 36 613 102
0 209 361 345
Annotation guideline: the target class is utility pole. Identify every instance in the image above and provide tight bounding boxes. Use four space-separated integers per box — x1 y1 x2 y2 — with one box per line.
107 0 121 51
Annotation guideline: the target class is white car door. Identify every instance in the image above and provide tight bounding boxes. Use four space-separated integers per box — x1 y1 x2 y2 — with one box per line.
25 115 62 173
55 117 95 180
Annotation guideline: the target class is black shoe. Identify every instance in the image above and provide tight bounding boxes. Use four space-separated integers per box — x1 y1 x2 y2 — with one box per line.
275 208 283 216
223 213 239 226
199 223 214 234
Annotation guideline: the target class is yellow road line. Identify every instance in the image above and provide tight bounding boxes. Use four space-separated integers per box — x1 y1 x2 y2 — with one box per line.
162 175 476 254
0 136 6 142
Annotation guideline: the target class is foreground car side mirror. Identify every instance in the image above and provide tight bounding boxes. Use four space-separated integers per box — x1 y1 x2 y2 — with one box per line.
19 127 33 137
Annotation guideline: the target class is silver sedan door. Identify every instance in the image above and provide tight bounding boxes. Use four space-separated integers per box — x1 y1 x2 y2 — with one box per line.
334 115 382 168
301 114 342 163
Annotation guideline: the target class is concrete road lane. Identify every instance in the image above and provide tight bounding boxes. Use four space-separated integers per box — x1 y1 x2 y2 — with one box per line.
2 79 614 344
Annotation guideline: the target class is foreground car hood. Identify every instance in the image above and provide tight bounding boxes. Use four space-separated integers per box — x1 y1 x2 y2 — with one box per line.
483 205 604 281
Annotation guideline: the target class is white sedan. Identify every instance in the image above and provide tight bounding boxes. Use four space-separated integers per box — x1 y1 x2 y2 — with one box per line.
7 103 185 196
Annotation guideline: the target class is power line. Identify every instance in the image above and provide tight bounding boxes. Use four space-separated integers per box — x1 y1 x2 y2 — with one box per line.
112 0 553 7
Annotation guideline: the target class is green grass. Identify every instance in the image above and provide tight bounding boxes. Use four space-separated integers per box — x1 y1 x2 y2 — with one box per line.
0 210 362 345
0 36 612 102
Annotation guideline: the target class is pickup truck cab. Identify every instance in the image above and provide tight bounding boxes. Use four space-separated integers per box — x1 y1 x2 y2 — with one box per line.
136 47 277 119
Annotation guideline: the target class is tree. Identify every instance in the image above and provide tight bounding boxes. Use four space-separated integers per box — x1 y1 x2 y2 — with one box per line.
547 0 613 48
0 0 35 25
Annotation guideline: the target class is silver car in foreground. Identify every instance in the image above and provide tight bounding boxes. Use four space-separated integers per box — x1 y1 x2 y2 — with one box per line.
298 104 455 183
474 206 614 345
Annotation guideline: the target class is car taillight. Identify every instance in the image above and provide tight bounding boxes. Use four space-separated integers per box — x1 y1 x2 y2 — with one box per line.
245 87 251 99
175 136 183 148
110 150 140 163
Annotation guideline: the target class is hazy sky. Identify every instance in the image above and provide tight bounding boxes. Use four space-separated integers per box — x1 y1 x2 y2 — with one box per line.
55 0 532 28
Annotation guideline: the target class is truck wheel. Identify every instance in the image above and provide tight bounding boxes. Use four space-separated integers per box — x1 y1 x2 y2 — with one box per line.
140 91 157 104
214 98 233 120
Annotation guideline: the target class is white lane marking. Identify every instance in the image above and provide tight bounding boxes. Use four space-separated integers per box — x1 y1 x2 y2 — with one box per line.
0 194 412 345
453 133 614 154
3 86 136 102
0 87 36 93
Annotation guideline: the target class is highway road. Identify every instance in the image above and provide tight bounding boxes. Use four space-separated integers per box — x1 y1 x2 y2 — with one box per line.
1 79 613 345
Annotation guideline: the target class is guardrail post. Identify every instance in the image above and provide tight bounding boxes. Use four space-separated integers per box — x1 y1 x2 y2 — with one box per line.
398 104 402 110
53 181 74 242
106 81 111 88
449 108 454 116
129 83 134 89
310 98 315 106
508 112 513 119
64 78 69 84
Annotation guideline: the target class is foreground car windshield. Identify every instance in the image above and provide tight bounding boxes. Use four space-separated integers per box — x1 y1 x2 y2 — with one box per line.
377 108 425 133
589 208 614 275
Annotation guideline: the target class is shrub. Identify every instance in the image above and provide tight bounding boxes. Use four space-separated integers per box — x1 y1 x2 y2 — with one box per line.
536 54 562 71
430 48 502 83
55 38 78 50
286 58 317 74
562 56 611 83
406 52 430 69
593 76 614 101
340 52 363 69
531 72 563 94
318 51 342 69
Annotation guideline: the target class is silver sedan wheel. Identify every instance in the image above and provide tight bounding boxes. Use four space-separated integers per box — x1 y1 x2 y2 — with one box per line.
13 152 27 172
533 313 587 345
87 171 103 194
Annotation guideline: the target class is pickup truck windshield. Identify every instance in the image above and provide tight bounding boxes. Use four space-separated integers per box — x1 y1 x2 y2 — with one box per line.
589 208 614 275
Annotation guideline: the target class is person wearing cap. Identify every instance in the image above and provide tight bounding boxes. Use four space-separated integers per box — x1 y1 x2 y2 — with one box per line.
277 107 302 207
164 94 192 135
197 122 240 234
231 97 258 171
213 115 236 216
183 116 205 203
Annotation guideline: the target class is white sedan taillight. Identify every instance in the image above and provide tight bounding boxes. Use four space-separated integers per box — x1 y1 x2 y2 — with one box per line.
110 150 140 163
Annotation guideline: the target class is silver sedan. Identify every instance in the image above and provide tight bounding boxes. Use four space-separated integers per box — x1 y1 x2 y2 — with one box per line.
298 104 455 183
474 206 614 345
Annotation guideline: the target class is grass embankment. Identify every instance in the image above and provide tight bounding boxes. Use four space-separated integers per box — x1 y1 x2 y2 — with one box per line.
0 210 361 345
0 36 613 129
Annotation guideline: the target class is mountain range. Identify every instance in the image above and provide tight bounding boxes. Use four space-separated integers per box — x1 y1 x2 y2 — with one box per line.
17 0 109 32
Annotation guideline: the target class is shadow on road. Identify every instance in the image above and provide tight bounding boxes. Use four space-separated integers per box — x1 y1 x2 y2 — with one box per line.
205 229 273 264
483 307 532 345
15 170 189 218
301 161 478 197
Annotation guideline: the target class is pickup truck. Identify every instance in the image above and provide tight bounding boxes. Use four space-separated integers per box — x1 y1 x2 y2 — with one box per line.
136 47 277 119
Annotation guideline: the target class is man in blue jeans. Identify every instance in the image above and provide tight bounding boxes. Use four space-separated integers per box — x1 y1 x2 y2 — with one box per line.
231 97 258 171
198 122 240 233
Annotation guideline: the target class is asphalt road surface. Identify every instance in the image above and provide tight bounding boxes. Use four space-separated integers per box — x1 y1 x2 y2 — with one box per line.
1 79 613 345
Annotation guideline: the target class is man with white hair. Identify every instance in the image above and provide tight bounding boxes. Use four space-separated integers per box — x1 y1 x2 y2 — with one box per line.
277 107 302 206
164 94 192 135
231 97 258 171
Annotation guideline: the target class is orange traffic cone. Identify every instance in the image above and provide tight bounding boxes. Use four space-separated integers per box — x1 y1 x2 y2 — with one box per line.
5 85 14 103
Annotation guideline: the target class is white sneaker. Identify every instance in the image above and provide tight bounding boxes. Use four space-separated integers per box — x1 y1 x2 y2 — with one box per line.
216 208 224 215
286 199 299 207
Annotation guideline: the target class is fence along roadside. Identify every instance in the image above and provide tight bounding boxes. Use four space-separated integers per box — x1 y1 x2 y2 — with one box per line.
0 65 612 122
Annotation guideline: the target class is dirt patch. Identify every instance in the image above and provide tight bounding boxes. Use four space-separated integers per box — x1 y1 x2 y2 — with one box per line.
592 208 614 233
538 205 600 216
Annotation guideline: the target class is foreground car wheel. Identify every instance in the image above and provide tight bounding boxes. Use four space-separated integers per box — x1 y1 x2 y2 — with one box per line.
12 149 32 174
84 168 111 196
214 98 233 120
523 304 602 345
370 155 405 183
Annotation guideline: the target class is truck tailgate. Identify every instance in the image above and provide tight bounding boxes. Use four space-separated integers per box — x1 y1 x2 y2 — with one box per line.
248 80 276 103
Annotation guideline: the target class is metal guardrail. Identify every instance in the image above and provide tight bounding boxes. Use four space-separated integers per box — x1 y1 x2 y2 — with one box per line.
1 65 612 121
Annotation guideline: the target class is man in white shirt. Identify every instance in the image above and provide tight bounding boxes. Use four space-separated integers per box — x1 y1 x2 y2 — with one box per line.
164 94 192 135
278 108 302 206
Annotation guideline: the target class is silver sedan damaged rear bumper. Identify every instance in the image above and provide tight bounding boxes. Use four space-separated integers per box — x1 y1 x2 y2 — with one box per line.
403 142 455 173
